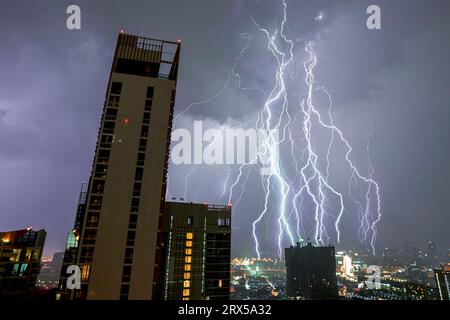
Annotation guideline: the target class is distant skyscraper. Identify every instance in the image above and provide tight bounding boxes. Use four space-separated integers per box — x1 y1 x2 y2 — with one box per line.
434 263 450 300
285 242 338 300
154 202 232 300
58 33 180 300
0 228 46 299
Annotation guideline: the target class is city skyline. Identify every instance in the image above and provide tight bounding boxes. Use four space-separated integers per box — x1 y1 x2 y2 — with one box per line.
1 0 450 260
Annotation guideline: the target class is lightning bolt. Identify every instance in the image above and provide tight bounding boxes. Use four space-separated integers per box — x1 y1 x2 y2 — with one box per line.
228 1 382 257
229 0 296 259
300 41 381 254
172 0 382 258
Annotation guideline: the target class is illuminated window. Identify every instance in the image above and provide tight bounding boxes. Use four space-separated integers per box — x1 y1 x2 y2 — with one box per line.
185 248 192 255
186 241 192 247
81 265 91 281
185 256 192 263
218 279 222 288
184 264 191 271
186 232 193 240
184 272 191 279
25 249 32 261
183 289 190 297
10 249 21 262
184 280 190 288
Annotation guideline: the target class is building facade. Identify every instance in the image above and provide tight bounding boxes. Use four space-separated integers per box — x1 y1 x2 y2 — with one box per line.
154 202 231 300
434 263 450 300
285 242 338 300
0 228 46 299
58 33 180 300
57 183 87 299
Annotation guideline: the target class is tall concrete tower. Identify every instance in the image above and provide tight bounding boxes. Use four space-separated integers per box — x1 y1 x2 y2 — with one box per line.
59 33 180 300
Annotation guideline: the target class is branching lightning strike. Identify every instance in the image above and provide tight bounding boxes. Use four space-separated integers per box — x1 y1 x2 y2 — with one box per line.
172 0 382 258
228 0 382 257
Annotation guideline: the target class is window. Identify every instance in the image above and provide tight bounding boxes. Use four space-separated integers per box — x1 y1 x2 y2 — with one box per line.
185 248 192 255
100 135 112 149
95 164 108 179
123 265 132 276
19 263 28 276
81 265 90 281
141 125 149 138
106 108 118 116
146 87 154 98
131 198 140 207
92 180 105 194
135 168 144 181
128 214 138 229
127 231 136 246
80 247 94 263
89 196 102 210
184 272 191 279
111 82 123 95
186 232 193 240
186 241 192 247
124 248 134 264
105 108 117 121
98 149 111 160
185 256 192 263
137 153 146 166
10 249 21 262
184 265 191 271
133 182 141 197
120 284 130 295
86 212 99 228
131 198 140 212
139 139 147 152
108 96 120 107
83 229 97 245
187 216 193 226
143 112 151 124
218 279 222 288
183 289 190 297
184 280 190 288
218 218 230 227
103 121 115 134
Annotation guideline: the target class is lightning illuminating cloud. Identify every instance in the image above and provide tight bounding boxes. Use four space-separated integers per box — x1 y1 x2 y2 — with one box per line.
228 0 382 257
172 0 382 258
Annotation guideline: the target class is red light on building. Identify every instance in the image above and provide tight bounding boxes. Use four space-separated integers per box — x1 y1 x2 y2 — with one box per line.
123 117 129 125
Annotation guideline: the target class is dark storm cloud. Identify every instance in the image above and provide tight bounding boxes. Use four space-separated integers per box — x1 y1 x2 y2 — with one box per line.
1 0 449 257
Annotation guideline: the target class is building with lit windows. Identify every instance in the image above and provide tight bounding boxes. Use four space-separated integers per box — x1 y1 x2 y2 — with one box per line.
285 242 338 300
0 228 46 299
434 263 450 300
154 202 231 300
57 33 180 300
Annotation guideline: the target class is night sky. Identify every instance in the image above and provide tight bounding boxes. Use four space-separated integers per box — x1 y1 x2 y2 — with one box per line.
1 0 450 258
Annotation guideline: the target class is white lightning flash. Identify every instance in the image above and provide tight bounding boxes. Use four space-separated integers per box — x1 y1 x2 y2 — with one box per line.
298 41 381 254
228 1 382 257
174 0 382 258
